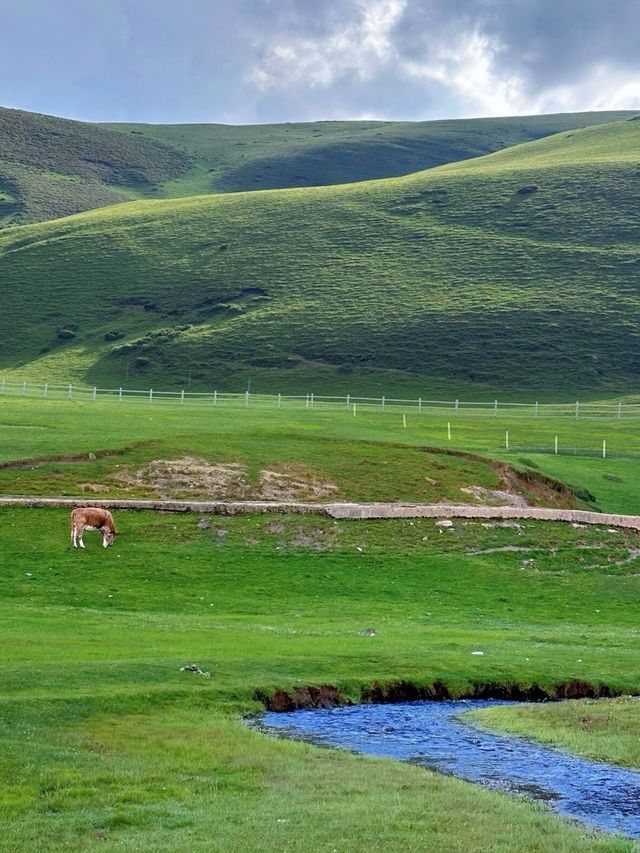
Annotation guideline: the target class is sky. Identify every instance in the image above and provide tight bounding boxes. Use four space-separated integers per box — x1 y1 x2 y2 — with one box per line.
2 0 640 125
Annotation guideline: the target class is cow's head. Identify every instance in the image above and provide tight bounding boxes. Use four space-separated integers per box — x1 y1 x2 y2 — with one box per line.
103 527 118 548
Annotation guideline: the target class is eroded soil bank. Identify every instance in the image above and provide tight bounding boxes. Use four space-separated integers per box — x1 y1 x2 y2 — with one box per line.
255 679 621 712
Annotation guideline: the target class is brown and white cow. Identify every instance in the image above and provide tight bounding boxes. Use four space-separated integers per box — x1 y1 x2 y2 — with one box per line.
71 507 118 549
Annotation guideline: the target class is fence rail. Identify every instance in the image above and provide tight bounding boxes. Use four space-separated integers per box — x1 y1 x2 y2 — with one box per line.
0 378 639 419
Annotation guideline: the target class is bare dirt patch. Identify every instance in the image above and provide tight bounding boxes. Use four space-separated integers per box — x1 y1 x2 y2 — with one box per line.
259 465 339 501
113 457 339 501
460 485 529 508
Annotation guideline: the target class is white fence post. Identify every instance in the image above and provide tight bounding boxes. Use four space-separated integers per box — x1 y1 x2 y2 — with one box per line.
618 401 622 420
310 392 314 408
22 381 27 395
149 388 153 404
277 393 281 409
535 401 539 418
346 393 350 408
505 430 509 450
118 387 123 402
381 396 385 413
494 399 498 416
402 413 407 429
447 422 451 441
602 440 607 459
555 435 558 455
454 399 459 413
305 393 309 408
418 397 422 414
245 390 249 408
214 390 217 406
181 389 185 405
43 382 48 398
92 386 97 401
575 401 579 419
353 403 357 417
68 384 72 400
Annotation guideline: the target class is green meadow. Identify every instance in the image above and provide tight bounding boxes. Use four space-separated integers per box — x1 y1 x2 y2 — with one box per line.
1 394 640 850
1 118 639 395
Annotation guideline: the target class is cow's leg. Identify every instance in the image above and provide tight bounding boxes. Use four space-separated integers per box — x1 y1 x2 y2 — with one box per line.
102 531 108 548
72 524 78 548
78 525 86 549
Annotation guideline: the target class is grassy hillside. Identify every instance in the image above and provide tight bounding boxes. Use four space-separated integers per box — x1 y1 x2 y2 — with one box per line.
103 111 638 196
0 107 191 226
1 106 636 226
0 118 639 395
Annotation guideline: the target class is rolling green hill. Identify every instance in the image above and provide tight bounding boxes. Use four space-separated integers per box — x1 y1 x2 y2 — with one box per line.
0 106 636 227
0 118 639 396
0 107 191 226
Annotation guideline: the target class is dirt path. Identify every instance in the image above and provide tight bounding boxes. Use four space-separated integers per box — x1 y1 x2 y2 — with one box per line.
1 495 640 530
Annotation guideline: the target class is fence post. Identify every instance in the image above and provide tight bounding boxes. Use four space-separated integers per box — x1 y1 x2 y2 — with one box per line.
92 386 97 401
575 401 579 419
454 399 459 413
181 389 185 405
381 396 385 413
447 422 451 441
118 387 123 402
494 399 498 416
149 388 153 404
214 390 217 406
402 414 407 429
68 384 72 400
346 393 350 408
23 381 27 395
245 390 249 408
44 382 48 398
618 401 622 420
277 393 281 409
505 430 509 451
310 392 314 408
353 403 357 417
535 401 539 418
603 439 607 459
554 435 558 455
418 397 422 414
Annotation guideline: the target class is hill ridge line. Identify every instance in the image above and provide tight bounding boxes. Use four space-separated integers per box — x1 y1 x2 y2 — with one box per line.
2 496 639 528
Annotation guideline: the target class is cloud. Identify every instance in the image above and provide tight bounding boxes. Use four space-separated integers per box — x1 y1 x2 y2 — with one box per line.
1 0 639 123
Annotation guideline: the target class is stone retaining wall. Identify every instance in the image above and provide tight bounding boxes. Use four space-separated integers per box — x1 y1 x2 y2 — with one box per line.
1 496 639 530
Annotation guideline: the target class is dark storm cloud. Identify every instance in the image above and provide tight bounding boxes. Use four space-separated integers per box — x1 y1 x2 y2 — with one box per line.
1 0 638 123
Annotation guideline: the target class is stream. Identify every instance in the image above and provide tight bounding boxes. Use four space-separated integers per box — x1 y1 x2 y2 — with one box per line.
259 699 640 839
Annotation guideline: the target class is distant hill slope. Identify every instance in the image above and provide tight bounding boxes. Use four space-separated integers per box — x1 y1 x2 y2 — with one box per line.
0 106 636 226
0 107 191 226
103 111 638 196
0 119 639 397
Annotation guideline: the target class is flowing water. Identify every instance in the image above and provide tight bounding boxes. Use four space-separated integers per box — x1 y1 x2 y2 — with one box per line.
259 699 640 839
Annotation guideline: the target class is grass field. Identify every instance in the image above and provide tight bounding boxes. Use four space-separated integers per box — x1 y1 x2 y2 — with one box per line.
2 395 640 511
1 396 640 849
469 698 640 770
1 118 639 395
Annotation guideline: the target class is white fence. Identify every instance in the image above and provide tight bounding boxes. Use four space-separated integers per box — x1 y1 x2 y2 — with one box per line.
0 378 638 420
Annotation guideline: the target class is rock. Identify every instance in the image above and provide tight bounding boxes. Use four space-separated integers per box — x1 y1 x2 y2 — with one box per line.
196 518 211 530
180 663 211 677
436 519 453 528
88 452 97 460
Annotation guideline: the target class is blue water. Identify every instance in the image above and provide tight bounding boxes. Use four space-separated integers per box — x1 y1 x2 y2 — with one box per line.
259 699 640 838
